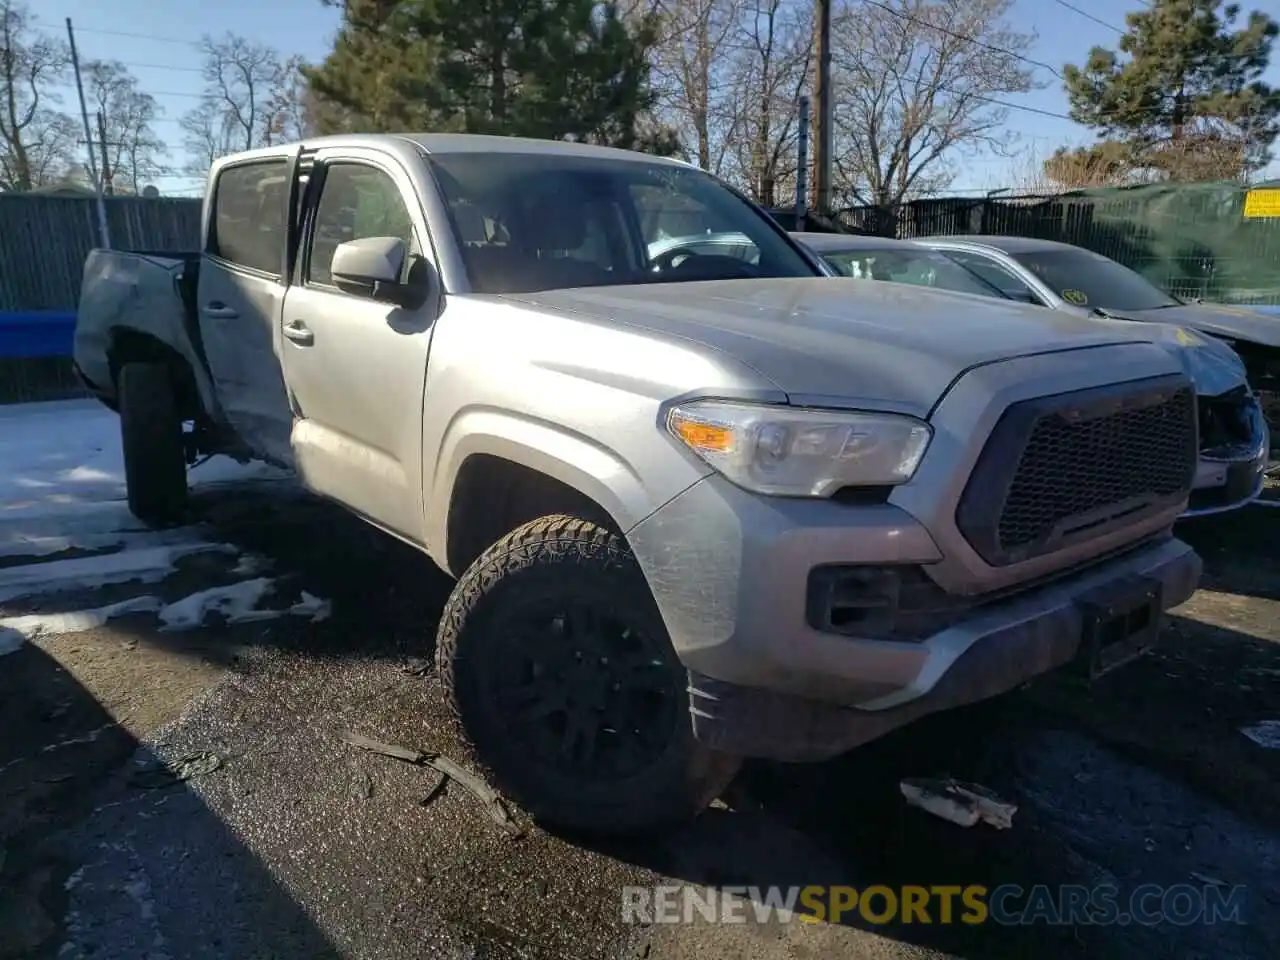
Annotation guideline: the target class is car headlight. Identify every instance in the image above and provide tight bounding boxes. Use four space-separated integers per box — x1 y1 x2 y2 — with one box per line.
667 400 931 497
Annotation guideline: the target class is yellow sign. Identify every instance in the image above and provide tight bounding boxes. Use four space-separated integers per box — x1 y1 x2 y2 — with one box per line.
1062 288 1089 305
1243 188 1280 219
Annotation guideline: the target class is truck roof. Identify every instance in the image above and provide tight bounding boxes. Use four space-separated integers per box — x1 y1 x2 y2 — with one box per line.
218 133 694 167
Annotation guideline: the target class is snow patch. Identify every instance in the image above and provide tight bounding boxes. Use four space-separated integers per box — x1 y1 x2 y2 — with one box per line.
0 400 329 642
0 629 22 657
0 543 238 603
230 553 272 576
158 578 279 631
290 591 331 622
0 578 330 640
1241 721 1280 749
0 526 209 561
0 398 288 510
0 595 163 639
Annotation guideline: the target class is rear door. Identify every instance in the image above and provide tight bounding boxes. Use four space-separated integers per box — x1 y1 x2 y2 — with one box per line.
198 152 297 465
278 147 439 542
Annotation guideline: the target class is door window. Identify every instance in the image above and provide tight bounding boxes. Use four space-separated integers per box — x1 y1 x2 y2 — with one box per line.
945 251 1042 304
209 159 289 276
307 163 417 287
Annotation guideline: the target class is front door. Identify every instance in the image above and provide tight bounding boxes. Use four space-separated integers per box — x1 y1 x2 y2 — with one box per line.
198 155 297 465
279 150 439 542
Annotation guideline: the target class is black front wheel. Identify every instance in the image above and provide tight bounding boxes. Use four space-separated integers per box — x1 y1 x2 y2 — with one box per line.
118 362 188 527
437 515 741 834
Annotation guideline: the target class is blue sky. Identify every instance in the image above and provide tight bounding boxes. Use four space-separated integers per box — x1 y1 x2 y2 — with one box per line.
32 0 1280 196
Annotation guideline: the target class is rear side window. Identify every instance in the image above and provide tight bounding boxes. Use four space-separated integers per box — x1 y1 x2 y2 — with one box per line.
946 251 1041 303
210 160 289 275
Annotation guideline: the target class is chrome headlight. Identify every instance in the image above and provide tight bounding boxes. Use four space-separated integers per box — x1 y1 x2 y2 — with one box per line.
667 400 931 497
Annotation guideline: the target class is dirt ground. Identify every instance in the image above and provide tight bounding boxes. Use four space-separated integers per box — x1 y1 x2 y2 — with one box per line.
3 483 1279 960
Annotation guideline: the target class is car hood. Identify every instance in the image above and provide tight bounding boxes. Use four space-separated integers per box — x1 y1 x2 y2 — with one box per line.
1119 302 1280 349
503 279 1176 417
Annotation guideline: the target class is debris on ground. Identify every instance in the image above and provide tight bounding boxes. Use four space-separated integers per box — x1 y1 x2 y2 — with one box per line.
401 657 434 677
1190 871 1228 887
129 750 223 789
899 777 1017 829
341 731 522 837
420 773 448 808
341 731 426 763
1240 720 1280 749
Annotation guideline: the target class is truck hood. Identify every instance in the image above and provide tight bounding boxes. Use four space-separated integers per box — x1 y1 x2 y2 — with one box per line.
503 279 1174 416
1115 302 1280 348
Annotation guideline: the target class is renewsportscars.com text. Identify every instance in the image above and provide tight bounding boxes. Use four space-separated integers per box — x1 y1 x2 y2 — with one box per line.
621 883 1247 927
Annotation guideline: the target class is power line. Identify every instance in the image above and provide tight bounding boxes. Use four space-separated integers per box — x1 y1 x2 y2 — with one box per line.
858 0 1063 79
30 17 199 47
1050 0 1124 35
115 61 203 74
1047 1 1269 61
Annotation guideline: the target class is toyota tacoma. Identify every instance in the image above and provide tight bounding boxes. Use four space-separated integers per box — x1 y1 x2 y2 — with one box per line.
75 134 1203 833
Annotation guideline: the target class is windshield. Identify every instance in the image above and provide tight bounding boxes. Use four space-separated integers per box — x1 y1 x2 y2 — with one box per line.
427 152 818 294
1010 249 1179 312
821 246 1004 299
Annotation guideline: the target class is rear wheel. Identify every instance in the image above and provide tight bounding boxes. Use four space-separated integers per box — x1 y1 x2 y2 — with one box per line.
437 514 741 834
118 362 188 526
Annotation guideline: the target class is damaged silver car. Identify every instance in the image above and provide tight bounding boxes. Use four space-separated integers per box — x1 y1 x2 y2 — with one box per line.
796 232 1271 517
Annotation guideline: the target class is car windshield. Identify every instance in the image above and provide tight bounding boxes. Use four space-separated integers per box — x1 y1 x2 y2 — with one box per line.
428 152 818 294
821 246 1004 299
1009 248 1179 312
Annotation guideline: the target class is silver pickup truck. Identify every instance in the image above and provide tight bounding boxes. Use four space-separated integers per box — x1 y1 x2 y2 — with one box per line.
75 134 1203 834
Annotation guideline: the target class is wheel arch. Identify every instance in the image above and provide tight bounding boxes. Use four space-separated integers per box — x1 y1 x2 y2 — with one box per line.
429 413 668 577
107 328 203 421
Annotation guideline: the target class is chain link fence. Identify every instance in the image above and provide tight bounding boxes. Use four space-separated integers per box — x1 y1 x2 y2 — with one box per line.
837 181 1280 306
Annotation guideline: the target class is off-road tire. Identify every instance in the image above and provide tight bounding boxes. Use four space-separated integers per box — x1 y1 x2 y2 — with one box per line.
437 514 742 834
119 362 188 526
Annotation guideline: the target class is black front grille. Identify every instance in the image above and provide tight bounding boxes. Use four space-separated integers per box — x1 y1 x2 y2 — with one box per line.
957 376 1197 566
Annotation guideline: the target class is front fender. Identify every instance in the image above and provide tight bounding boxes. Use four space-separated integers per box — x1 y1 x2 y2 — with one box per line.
424 407 710 558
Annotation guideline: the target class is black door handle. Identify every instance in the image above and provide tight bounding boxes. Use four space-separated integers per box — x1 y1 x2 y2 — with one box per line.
283 321 314 346
203 302 239 320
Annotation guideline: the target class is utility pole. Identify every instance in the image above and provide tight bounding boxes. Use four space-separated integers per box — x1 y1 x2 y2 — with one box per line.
795 95 810 228
812 0 833 216
66 18 111 248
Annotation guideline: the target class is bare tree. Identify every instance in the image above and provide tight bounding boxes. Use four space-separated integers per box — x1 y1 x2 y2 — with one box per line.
650 0 745 174
180 32 293 177
179 98 242 178
262 55 314 143
828 0 1038 215
84 60 167 194
0 1 74 191
721 0 812 204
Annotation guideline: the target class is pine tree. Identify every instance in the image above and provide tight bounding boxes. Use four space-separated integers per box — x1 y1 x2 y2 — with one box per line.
1060 0 1279 181
305 0 675 151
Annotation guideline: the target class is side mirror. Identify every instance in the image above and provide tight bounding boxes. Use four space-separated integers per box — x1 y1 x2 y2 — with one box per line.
331 236 430 309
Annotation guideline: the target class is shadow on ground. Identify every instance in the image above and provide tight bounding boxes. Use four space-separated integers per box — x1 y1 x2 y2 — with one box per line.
0 640 341 960
4 484 1278 960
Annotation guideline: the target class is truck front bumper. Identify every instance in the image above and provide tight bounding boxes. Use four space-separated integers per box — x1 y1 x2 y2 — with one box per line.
627 475 1202 762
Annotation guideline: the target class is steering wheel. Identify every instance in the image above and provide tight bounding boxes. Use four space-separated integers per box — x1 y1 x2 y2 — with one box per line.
650 246 701 272
650 249 758 282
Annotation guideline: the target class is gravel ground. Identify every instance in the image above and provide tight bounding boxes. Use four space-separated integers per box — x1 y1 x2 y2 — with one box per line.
2 480 1279 960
